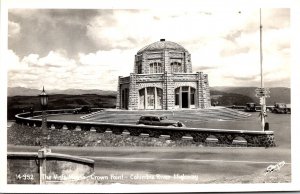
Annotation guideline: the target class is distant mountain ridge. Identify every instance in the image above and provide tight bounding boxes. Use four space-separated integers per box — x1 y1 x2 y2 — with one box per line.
8 86 290 105
7 87 117 96
211 86 290 105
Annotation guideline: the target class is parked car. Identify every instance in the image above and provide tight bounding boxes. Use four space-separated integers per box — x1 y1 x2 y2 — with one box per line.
136 115 186 127
244 103 256 112
272 103 289 114
73 106 92 114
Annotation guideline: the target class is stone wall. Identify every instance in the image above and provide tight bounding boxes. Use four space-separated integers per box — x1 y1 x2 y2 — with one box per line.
197 72 211 108
7 152 94 184
128 73 138 110
15 111 275 147
134 50 192 74
119 41 211 110
121 72 211 110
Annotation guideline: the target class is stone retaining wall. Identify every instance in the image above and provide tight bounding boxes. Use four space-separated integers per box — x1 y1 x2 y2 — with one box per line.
15 110 275 147
7 152 95 184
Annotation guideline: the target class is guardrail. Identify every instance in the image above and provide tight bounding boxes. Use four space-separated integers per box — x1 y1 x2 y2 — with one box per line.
15 110 275 147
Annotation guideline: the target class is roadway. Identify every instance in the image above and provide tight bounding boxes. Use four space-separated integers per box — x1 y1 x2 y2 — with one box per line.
7 144 291 184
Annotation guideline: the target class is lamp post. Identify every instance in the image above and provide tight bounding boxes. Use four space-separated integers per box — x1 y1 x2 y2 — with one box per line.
38 86 50 184
257 8 269 131
39 86 49 148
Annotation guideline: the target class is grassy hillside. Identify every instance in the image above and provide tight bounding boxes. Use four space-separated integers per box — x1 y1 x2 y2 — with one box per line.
211 87 290 106
7 94 116 120
210 90 254 106
7 87 117 96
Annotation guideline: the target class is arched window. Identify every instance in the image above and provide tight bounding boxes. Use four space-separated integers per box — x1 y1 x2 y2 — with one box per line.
139 87 163 110
174 86 196 108
171 62 182 73
149 62 162 73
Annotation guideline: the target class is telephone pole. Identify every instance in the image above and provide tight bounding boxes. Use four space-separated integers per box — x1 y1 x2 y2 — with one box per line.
258 8 269 131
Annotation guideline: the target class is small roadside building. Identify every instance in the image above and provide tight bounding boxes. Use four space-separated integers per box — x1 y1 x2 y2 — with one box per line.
117 39 211 110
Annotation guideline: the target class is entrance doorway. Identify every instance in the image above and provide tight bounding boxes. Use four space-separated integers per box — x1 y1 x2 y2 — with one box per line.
175 86 196 109
182 92 188 108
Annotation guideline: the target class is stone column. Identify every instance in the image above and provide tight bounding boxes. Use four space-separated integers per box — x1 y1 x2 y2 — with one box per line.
128 73 138 110
166 73 175 110
164 50 171 73
197 72 204 109
185 52 192 73
163 72 168 110
116 76 121 109
203 74 211 108
134 55 138 73
142 53 148 74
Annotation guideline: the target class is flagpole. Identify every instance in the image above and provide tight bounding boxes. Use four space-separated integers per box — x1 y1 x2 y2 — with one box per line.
260 8 263 89
259 8 266 131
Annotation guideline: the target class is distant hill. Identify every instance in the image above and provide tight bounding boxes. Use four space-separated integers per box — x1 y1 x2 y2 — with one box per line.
8 86 290 105
7 87 117 96
7 94 116 120
211 87 290 106
7 86 290 120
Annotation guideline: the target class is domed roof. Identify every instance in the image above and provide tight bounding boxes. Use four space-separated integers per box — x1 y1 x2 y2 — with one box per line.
137 39 187 54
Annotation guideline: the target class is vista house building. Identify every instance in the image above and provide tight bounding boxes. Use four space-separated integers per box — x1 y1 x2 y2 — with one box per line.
117 39 211 110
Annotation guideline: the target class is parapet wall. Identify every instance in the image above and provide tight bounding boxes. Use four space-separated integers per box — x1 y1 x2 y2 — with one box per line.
15 110 275 147
7 152 95 184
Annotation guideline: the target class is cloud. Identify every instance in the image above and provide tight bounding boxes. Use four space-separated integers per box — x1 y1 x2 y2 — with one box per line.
8 50 77 89
8 9 100 58
7 9 290 89
7 50 27 71
8 21 20 37
7 49 136 90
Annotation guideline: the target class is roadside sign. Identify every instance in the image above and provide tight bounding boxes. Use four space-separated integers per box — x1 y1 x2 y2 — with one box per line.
255 93 270 98
255 88 270 98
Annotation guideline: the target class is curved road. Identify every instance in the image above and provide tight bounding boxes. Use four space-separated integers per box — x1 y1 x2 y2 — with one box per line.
8 145 291 184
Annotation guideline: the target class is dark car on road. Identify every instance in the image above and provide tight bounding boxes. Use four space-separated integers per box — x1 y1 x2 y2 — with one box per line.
73 106 92 114
136 115 186 127
244 103 256 112
272 103 290 114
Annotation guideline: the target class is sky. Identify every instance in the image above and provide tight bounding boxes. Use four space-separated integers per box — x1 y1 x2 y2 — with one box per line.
7 8 290 91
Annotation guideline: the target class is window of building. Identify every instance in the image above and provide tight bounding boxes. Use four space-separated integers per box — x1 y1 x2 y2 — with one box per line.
174 86 196 108
149 62 162 73
190 88 195 105
121 88 129 109
171 62 182 73
175 88 180 105
137 62 142 74
139 87 163 110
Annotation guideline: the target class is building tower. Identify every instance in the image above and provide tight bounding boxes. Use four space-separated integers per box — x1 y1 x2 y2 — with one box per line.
117 39 211 110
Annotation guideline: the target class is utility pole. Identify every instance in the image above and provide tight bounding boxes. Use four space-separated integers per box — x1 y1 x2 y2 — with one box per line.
259 8 268 131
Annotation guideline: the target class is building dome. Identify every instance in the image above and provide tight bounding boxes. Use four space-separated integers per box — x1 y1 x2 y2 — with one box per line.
117 39 211 110
137 39 187 54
